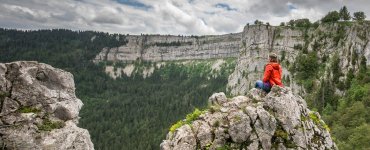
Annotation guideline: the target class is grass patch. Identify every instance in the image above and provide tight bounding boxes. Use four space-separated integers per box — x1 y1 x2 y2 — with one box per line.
38 118 65 131
18 106 41 113
309 112 330 132
169 108 207 133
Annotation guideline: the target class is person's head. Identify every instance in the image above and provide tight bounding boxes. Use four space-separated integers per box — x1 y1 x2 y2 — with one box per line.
269 53 278 62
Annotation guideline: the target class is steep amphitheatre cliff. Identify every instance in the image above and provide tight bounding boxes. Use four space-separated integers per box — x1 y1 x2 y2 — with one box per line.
0 61 93 149
94 22 370 96
94 33 242 62
91 23 370 149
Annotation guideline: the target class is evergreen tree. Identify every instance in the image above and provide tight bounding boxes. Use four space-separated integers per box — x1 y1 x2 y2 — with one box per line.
254 20 263 25
321 11 340 23
339 6 351 21
288 19 295 26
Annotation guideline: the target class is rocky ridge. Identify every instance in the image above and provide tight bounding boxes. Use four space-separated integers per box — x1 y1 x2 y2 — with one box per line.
160 86 337 150
0 61 94 149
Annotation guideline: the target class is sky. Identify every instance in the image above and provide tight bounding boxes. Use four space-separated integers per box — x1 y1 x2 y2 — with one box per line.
0 0 368 35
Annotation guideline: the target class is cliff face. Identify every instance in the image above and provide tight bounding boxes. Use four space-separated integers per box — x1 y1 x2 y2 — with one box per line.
227 23 370 96
94 33 241 62
94 23 370 96
160 86 337 150
227 25 304 96
0 61 93 149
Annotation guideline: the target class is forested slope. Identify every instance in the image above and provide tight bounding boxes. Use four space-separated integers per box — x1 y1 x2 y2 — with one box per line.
0 28 235 149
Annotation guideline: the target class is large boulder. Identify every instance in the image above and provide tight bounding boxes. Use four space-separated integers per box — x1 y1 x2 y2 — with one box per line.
161 86 337 150
0 61 94 150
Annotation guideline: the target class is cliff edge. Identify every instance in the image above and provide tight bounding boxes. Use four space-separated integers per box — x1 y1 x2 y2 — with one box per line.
0 61 94 149
160 86 337 150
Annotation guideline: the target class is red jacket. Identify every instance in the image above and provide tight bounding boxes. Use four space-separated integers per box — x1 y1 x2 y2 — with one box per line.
263 62 283 87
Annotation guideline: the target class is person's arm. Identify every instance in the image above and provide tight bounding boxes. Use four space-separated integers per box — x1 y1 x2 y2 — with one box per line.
279 65 282 77
263 65 272 82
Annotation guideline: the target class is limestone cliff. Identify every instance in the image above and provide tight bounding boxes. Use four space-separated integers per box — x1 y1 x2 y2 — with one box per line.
94 33 241 62
0 61 94 149
160 86 337 150
228 23 370 96
94 23 370 97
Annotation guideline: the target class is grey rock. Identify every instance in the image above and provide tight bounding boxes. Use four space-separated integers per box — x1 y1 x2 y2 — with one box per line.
160 86 337 150
191 121 213 148
228 111 252 143
208 92 227 106
1 97 19 116
0 61 94 150
254 106 276 150
41 121 94 150
162 125 197 150
94 33 241 63
247 140 259 150
54 106 73 121
211 127 229 149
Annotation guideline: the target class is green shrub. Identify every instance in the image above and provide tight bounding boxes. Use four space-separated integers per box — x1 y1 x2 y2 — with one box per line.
169 120 185 133
309 112 330 132
169 108 207 133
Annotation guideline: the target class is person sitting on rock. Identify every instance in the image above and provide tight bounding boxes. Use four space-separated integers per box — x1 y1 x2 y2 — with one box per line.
255 53 283 93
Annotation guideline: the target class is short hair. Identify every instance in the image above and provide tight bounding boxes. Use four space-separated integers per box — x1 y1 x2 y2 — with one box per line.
269 53 278 62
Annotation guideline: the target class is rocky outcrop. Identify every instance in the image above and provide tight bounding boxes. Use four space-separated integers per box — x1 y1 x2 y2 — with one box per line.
0 61 94 149
94 33 241 62
227 23 370 96
160 86 337 150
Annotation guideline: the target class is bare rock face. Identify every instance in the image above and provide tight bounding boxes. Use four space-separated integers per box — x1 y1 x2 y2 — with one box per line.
0 61 94 150
227 25 304 96
93 33 242 63
160 86 337 150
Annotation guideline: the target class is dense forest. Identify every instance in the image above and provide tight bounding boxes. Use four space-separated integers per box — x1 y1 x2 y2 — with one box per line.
0 28 235 149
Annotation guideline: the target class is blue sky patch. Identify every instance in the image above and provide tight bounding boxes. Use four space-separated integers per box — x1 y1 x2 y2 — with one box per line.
115 0 151 10
287 3 297 10
215 3 237 11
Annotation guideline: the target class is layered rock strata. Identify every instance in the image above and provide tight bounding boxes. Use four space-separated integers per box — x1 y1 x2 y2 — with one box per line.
94 33 242 62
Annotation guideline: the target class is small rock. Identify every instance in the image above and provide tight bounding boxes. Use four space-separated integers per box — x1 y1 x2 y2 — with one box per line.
208 92 227 105
1 97 19 116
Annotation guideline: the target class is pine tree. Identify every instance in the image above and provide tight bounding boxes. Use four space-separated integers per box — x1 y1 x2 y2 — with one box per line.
339 6 351 21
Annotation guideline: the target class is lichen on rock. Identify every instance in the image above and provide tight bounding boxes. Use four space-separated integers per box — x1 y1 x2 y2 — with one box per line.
160 86 337 150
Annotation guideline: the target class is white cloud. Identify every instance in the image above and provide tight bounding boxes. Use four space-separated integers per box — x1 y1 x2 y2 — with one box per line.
0 0 368 35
